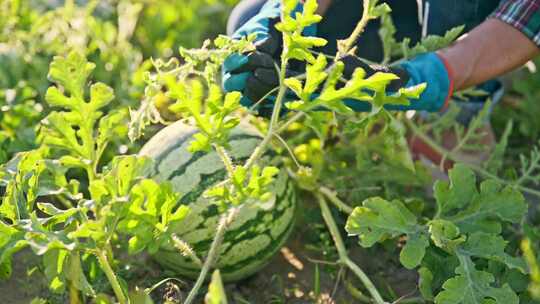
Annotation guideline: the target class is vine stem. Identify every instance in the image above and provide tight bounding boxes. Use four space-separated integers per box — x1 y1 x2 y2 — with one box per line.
276 112 304 133
184 207 240 304
244 59 289 170
171 234 203 267
404 118 540 198
214 144 236 178
516 148 540 186
58 195 74 209
69 283 81 304
319 186 354 214
273 133 302 168
338 0 372 58
95 250 127 304
316 194 386 304
85 165 97 183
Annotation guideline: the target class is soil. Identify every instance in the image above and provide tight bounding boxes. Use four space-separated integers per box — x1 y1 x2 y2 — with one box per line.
1 228 418 304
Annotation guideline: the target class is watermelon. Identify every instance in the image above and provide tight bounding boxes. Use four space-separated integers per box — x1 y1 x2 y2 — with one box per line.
139 121 297 282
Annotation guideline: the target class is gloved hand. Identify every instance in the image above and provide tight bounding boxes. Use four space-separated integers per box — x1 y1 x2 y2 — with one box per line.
223 0 454 114
222 0 316 113
338 52 454 113
388 53 454 112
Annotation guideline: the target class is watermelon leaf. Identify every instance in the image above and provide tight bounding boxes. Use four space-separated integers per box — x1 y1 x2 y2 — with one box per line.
346 165 527 301
435 256 518 304
345 197 427 269
205 165 280 208
205 270 228 304
41 52 127 175
276 0 325 64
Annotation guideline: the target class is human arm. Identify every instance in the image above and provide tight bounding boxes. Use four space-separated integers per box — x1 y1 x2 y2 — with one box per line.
316 0 332 15
315 0 540 106
439 18 540 91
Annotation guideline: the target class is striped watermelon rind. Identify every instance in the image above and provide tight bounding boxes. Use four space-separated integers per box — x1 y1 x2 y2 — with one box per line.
139 121 297 282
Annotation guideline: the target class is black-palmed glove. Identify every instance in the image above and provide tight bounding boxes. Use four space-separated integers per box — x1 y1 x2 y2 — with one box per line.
223 0 454 113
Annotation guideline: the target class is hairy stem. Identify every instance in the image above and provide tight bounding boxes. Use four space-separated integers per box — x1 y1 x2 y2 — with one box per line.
244 59 289 170
316 194 386 304
345 279 372 302
172 234 203 267
273 133 301 168
69 282 81 304
184 207 240 304
95 250 127 304
339 0 372 57
58 195 74 209
277 111 305 134
319 186 354 214
405 118 540 198
214 144 236 178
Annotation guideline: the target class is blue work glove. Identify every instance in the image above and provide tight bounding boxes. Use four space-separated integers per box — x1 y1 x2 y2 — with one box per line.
222 0 316 115
223 0 453 114
319 52 452 113
383 52 453 112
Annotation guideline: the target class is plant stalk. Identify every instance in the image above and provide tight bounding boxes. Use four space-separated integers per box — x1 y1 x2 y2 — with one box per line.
319 186 353 214
58 195 74 209
171 234 203 267
95 250 127 304
184 207 240 304
214 145 236 178
244 59 289 170
339 0 372 58
69 282 81 304
316 194 386 304
85 165 97 184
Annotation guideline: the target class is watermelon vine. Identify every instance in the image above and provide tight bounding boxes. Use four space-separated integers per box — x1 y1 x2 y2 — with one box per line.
1 0 540 303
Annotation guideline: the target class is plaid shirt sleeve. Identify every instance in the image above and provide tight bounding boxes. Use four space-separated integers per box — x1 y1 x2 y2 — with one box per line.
491 0 540 46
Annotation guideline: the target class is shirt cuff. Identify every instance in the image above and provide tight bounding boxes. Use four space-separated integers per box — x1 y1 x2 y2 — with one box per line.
490 0 540 47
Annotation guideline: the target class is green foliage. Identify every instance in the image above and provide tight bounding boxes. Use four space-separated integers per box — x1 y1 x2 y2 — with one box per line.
128 35 254 142
119 178 188 255
284 54 426 114
0 0 137 164
1 0 539 302
346 197 427 269
205 164 279 209
520 227 540 300
168 82 242 152
0 52 187 303
516 144 540 187
135 0 238 56
346 165 528 303
276 0 326 63
492 57 540 143
128 30 280 214
205 270 228 304
42 52 126 171
0 0 237 164
435 255 519 304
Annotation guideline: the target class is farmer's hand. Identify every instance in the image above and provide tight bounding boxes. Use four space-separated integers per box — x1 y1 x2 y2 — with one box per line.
337 53 454 112
222 0 453 114
222 0 316 113
225 49 453 114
